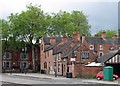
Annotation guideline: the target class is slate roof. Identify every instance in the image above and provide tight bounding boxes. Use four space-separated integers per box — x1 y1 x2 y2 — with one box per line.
43 37 62 45
97 50 120 63
85 37 120 45
53 38 72 55
44 41 62 52
43 37 50 45
61 45 79 59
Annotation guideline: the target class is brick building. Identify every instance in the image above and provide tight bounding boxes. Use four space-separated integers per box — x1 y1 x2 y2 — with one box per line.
40 30 120 77
2 44 40 73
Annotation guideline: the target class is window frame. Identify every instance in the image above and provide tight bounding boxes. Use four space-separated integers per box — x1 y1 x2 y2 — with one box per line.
89 45 94 50
99 52 103 57
99 45 103 50
82 52 89 59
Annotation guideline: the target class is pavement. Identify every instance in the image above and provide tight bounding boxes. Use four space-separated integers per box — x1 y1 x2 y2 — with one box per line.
1 73 120 85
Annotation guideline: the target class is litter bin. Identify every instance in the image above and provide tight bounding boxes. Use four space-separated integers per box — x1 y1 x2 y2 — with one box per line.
104 66 113 80
66 72 72 78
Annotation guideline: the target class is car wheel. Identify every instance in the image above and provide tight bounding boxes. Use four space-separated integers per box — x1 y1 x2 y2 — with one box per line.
113 77 116 80
97 77 101 80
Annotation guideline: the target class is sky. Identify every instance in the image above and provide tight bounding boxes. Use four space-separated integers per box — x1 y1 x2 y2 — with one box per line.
0 0 120 35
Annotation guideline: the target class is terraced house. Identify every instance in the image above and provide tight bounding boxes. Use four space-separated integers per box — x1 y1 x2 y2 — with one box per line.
2 44 40 73
40 30 120 77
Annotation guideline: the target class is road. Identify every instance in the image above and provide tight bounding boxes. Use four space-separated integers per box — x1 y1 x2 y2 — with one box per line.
0 73 119 86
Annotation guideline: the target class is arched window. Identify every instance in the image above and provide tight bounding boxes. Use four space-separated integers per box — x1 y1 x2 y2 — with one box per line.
44 62 47 69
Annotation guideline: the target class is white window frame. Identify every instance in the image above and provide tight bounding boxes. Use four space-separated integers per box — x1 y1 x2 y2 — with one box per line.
99 45 103 50
58 53 61 61
82 52 89 59
20 52 28 60
3 61 11 69
89 45 94 50
58 64 60 73
99 52 103 57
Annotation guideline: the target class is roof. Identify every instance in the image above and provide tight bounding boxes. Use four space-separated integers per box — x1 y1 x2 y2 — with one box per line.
44 41 62 52
43 37 62 45
85 37 120 45
53 38 72 55
61 45 79 59
97 50 120 63
43 37 50 45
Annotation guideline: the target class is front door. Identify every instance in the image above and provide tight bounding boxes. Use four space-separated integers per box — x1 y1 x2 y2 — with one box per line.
62 64 63 76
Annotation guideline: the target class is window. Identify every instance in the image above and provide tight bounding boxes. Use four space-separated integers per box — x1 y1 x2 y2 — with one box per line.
50 65 52 70
99 45 103 50
99 52 103 57
58 53 60 61
64 58 66 62
74 52 77 57
119 46 120 50
3 52 11 59
64 65 65 72
3 61 11 69
20 52 28 60
82 52 89 59
35 53 37 60
109 46 115 50
20 61 28 69
89 45 94 50
58 64 60 72
44 62 47 69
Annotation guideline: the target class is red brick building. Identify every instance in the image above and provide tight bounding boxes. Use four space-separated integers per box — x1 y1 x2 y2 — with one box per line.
2 44 40 73
40 30 120 77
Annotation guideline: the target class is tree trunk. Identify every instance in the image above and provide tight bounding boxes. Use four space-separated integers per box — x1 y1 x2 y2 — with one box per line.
32 45 35 72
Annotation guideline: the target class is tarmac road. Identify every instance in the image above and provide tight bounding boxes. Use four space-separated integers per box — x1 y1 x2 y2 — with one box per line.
0 73 119 85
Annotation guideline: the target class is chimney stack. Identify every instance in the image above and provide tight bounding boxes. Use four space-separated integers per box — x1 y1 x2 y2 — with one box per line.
50 36 56 45
62 34 68 43
95 34 99 38
72 32 80 43
101 30 106 39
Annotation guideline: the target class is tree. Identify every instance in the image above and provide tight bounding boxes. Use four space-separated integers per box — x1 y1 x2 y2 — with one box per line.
50 10 91 37
97 30 117 38
118 29 120 39
8 4 50 71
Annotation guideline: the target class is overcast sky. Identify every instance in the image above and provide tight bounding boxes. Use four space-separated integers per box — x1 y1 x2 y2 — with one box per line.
0 0 119 35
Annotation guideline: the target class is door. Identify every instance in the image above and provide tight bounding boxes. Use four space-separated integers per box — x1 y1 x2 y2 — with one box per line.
62 64 63 76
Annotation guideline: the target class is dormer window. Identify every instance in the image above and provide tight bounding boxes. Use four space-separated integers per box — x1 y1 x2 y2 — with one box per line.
74 52 77 58
89 45 94 50
99 45 103 50
119 46 120 50
109 46 114 50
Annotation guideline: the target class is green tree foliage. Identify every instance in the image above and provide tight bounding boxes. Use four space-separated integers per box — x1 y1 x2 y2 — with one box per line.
51 10 91 37
118 29 120 39
97 30 117 38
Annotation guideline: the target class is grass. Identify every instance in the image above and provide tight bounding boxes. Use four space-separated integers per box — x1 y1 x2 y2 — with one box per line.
77 75 96 79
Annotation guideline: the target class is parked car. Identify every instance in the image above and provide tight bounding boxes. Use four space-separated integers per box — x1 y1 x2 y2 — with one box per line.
96 71 118 80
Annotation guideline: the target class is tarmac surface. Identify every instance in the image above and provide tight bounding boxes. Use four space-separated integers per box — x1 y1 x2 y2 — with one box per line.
0 73 120 85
